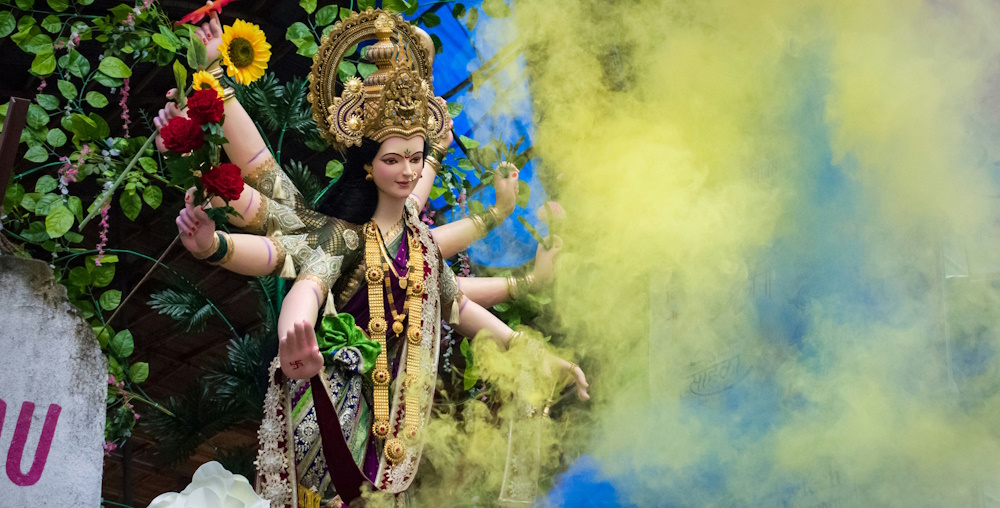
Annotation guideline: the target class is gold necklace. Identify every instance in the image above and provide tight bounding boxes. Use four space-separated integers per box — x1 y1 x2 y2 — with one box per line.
364 219 425 466
375 225 406 290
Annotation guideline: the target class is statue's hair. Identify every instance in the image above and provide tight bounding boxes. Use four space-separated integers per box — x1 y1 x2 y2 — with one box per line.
316 137 430 224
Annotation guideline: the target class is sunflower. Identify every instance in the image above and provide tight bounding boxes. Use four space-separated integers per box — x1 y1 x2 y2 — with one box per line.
219 19 271 86
191 70 225 99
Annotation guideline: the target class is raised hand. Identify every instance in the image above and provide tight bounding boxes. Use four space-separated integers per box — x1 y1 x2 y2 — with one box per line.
493 161 520 217
175 187 216 256
153 90 186 153
531 235 563 286
194 4 224 65
279 320 324 379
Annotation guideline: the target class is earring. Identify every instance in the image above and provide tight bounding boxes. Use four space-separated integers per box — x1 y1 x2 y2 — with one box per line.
364 164 374 181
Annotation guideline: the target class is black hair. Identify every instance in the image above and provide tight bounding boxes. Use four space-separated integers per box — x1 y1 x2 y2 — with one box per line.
315 137 431 224
315 138 382 224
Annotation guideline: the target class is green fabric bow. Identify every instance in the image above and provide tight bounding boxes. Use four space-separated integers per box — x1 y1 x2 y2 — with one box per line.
316 313 381 374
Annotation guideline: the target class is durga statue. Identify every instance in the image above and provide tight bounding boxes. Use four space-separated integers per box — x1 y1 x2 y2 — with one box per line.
154 7 588 507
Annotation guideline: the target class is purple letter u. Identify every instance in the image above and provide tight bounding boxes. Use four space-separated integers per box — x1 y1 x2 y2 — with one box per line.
4 401 61 486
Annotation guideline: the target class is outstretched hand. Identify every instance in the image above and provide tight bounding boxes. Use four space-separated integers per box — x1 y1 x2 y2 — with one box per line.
279 320 324 379
194 4 224 65
547 354 590 401
531 235 563 286
153 91 186 153
176 187 216 255
493 161 520 217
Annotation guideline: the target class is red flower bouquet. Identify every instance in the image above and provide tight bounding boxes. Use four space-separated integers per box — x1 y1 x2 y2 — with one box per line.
200 163 244 201
160 117 204 153
186 89 225 125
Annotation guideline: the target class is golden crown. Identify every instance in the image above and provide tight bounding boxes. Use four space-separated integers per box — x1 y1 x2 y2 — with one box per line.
308 9 449 150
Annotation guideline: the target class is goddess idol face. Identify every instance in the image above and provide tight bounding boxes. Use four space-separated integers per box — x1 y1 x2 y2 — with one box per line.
371 136 425 200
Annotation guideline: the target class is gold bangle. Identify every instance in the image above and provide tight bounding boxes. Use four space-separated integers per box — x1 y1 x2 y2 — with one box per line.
487 205 504 226
208 65 225 80
424 153 442 174
208 232 235 265
469 213 488 239
222 87 236 102
191 233 220 259
506 330 523 351
505 275 517 300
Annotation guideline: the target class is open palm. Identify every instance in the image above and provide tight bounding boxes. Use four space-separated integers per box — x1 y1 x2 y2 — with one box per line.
279 320 324 379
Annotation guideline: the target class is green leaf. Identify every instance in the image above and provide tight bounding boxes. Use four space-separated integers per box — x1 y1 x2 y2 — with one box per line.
108 328 133 357
36 93 59 111
420 12 440 28
286 21 310 41
452 3 466 18
325 159 344 179
100 289 122 312
91 264 114 287
358 0 375 10
0 11 14 38
20 192 40 212
87 112 110 140
34 193 60 214
69 113 96 141
46 0 68 12
68 266 91 286
35 175 57 193
120 190 141 221
92 324 113 348
98 56 131 78
459 135 480 149
482 0 510 18
314 5 337 25
41 14 60 33
64 231 84 243
45 204 74 238
45 128 67 147
87 254 118 266
67 195 83 221
56 79 77 100
63 50 90 78
467 7 479 31
24 34 52 54
152 33 177 52
447 102 463 118
25 145 48 163
430 34 442 54
340 7 353 20
128 362 149 383
382 0 407 13
26 103 48 129
171 60 187 105
357 62 377 78
186 27 207 69
30 50 55 75
295 38 317 57
299 0 315 14
516 180 530 208
337 60 356 81
93 70 122 88
85 91 108 108
4 183 24 210
22 221 49 242
15 0 34 12
142 185 162 209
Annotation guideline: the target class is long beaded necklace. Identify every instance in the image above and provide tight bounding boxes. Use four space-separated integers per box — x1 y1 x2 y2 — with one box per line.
375 226 408 336
364 219 425 466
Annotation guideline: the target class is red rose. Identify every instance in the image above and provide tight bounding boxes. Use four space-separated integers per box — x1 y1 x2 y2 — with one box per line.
159 117 204 153
200 163 244 201
186 89 224 125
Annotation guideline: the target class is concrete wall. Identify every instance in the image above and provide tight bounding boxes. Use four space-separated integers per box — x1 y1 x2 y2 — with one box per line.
0 255 106 506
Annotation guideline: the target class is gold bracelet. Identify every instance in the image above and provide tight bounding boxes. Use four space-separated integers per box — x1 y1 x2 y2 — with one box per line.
208 232 235 265
208 65 225 80
469 213 488 239
505 275 517 300
506 330 524 351
191 233 220 259
222 87 236 102
487 205 504 226
424 153 442 174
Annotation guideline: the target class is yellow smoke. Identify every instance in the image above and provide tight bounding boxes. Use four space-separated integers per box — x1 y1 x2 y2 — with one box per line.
401 0 1000 505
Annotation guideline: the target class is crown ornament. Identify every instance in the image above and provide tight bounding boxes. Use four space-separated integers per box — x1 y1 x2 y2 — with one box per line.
308 9 449 150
